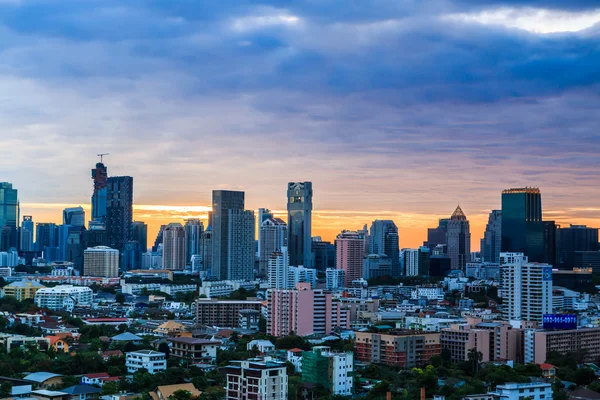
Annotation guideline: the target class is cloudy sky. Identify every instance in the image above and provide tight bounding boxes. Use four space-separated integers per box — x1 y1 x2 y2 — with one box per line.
1 0 599 248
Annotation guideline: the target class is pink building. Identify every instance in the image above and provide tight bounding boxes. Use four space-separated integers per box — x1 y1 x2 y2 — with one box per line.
267 283 349 337
335 230 367 286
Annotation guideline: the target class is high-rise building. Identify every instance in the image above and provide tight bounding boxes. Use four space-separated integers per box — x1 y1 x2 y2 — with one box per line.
336 230 368 286
121 240 142 271
83 246 119 277
152 225 166 252
200 227 213 275
369 220 400 276
259 216 287 276
557 225 599 267
184 219 204 265
83 220 107 249
20 216 34 252
0 182 19 251
424 218 449 251
268 247 289 289
223 359 288 400
401 246 431 276
105 176 133 251
162 223 186 271
91 162 108 221
287 182 313 268
481 210 502 263
543 220 557 266
326 268 345 290
302 347 354 396
63 206 85 227
36 223 58 252
312 238 336 272
130 221 147 253
362 254 392 280
212 190 255 281
500 252 552 322
447 205 470 270
501 187 545 262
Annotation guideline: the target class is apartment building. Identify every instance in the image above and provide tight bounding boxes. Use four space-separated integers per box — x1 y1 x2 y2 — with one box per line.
194 299 262 328
34 285 93 310
167 337 219 363
222 358 288 400
489 382 552 400
2 280 46 301
440 324 491 364
354 330 441 368
125 350 167 374
302 346 354 396
534 327 600 364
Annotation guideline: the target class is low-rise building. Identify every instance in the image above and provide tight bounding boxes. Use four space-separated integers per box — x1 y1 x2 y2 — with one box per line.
246 339 275 355
197 280 257 298
534 327 600 364
440 324 491 364
34 285 93 310
489 382 552 400
0 333 50 353
2 279 46 300
194 299 262 328
222 358 288 400
354 330 440 368
23 372 64 389
302 346 353 396
125 350 167 374
167 337 219 363
154 321 186 337
149 383 201 400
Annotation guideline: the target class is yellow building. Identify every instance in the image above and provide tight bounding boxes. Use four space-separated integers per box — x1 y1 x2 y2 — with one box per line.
154 321 186 337
2 280 46 301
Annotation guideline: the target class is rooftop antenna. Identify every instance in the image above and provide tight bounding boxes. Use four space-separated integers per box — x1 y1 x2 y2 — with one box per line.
97 153 110 163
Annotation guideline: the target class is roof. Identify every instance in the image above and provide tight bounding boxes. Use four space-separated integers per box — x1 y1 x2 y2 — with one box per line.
23 372 63 383
288 348 303 353
102 350 124 357
32 390 68 396
155 321 185 330
127 350 165 356
84 373 109 379
111 332 143 341
152 383 201 400
539 363 557 370
248 340 274 346
61 385 102 395
168 337 219 345
569 388 600 400
451 205 467 220
46 335 69 346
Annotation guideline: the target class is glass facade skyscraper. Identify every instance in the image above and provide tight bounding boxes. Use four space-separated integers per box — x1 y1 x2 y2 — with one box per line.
481 210 502 263
91 162 108 221
63 206 85 227
0 182 19 251
287 182 313 268
105 176 133 251
446 205 471 270
368 220 400 276
501 187 544 263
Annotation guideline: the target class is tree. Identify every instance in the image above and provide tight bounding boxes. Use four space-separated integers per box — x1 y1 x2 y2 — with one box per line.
199 387 225 400
0 382 12 398
467 348 483 375
115 293 125 304
102 381 120 395
169 390 192 400
158 342 171 358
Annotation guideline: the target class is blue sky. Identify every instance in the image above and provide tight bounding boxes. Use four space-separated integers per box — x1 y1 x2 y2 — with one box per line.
1 0 599 246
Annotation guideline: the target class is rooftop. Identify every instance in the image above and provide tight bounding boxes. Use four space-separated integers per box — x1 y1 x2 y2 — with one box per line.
168 337 219 345
23 372 63 383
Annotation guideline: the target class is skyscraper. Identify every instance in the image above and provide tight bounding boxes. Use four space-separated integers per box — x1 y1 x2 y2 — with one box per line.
401 246 431 276
311 238 336 272
36 223 58 252
162 223 186 270
336 230 368 286
287 182 313 268
84 246 119 277
481 210 502 263
259 216 287 277
132 221 148 253
501 187 544 262
63 206 85 227
91 162 108 221
0 182 19 251
105 176 133 251
446 205 471 270
200 227 213 275
424 218 449 251
184 219 204 265
152 225 166 252
268 247 289 289
212 190 255 281
557 225 599 267
20 216 34 252
369 220 400 276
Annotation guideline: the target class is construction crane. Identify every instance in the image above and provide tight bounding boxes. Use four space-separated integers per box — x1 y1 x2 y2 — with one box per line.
97 153 110 163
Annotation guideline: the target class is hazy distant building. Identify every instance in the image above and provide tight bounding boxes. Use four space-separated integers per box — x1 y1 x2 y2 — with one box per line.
63 206 85 227
36 223 58 252
201 227 213 275
424 218 449 251
84 246 119 277
481 210 501 263
369 220 400 276
122 240 142 271
336 230 368 286
312 238 335 272
184 219 204 265
363 254 392 280
259 216 287 276
105 176 133 251
287 182 313 268
557 225 599 267
20 216 34 252
132 221 148 253
447 205 470 270
163 223 186 270
91 161 108 221
212 190 255 281
0 182 19 251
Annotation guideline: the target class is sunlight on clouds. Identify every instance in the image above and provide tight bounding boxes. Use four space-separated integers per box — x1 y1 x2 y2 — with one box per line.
444 7 600 34
230 13 301 32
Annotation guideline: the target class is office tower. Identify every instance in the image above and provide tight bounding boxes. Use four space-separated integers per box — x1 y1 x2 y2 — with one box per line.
362 254 392 280
269 247 289 289
500 252 552 322
501 187 545 262
184 218 204 265
36 223 58 252
574 251 600 274
162 222 186 270
105 176 133 251
430 255 451 278
401 246 430 276
57 224 71 261
369 220 400 276
20 216 34 252
424 218 449 251
63 206 85 227
66 229 85 273
83 246 119 277
543 220 557 266
0 182 19 251
122 241 142 271
336 230 368 286
312 238 336 272
83 220 107 249
557 225 599 267
200 227 213 274
152 225 166 252
287 182 313 268
212 190 255 281
481 210 502 263
259 216 287 276
132 221 148 253
91 161 108 221
446 205 471 270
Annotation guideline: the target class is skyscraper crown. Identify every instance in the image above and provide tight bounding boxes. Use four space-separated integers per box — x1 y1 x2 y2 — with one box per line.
451 205 467 220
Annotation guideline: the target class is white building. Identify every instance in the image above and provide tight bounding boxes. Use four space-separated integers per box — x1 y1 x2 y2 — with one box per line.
326 268 345 290
197 280 257 298
162 223 186 271
0 249 19 267
120 282 197 296
411 287 444 301
0 267 11 277
142 252 163 269
402 248 420 276
34 285 93 310
246 339 275 354
83 246 119 277
268 247 289 289
500 252 552 322
125 350 167 374
288 266 317 289
259 214 287 277
50 262 75 277
224 358 288 400
489 382 552 400
303 347 354 396
466 262 501 280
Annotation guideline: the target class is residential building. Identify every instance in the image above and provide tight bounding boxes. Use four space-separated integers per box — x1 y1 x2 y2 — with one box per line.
440 324 491 364
105 176 133 251
354 330 441 368
197 280 257 298
153 321 186 336
336 230 368 286
0 182 19 251
489 382 552 400
287 181 313 268
557 225 599 267
534 327 600 364
268 247 289 289
247 340 275 354
302 346 353 396
500 252 552 322
83 246 119 277
200 227 213 274
211 190 255 281
0 333 50 353
447 205 471 270
267 283 349 337
125 350 167 374
184 218 203 265
162 223 186 270
2 280 46 300
466 262 501 280
287 265 317 289
194 299 262 328
501 188 545 263
239 309 261 331
34 285 93 310
481 210 502 263
326 268 345 290
23 372 64 389
222 358 288 400
149 384 201 400
363 253 392 279
369 220 400 276
401 247 431 276
168 337 219 363
259 214 287 277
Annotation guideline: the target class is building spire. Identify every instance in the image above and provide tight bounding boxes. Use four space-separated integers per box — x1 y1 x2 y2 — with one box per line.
451 204 467 220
